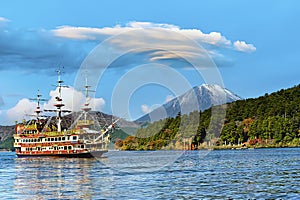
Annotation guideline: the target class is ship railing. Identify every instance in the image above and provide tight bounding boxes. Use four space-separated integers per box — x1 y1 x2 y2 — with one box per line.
43 130 76 137
14 130 76 138
18 141 82 148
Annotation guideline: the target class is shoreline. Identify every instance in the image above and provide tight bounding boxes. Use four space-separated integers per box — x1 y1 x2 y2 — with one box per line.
115 143 300 151
202 144 300 150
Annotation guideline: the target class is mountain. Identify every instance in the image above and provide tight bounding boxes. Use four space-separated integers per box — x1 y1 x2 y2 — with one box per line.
0 125 15 149
136 84 241 122
117 84 300 150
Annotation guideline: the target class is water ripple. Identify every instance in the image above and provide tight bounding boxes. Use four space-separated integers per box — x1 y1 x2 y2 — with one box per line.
0 148 299 199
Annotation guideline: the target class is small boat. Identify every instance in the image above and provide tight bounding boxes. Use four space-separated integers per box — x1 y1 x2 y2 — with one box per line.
13 69 113 158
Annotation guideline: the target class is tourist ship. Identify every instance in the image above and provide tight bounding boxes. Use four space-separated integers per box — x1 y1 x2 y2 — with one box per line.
13 70 112 158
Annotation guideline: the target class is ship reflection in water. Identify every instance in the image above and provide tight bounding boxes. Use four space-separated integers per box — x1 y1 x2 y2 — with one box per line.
13 157 110 199
6 148 300 199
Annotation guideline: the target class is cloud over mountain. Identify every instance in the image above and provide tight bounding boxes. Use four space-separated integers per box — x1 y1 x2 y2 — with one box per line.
0 17 256 75
53 21 256 69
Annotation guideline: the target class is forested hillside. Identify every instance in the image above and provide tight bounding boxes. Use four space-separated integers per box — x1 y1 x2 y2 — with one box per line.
116 84 300 150
221 85 300 146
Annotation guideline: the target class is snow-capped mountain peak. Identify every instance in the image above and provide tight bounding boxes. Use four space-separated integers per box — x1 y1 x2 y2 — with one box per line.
136 84 241 122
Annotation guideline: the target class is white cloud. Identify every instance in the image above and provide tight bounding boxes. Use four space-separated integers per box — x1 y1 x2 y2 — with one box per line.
234 40 256 53
44 87 83 111
0 17 10 23
0 21 256 75
53 21 256 67
43 86 105 112
53 22 233 48
6 98 37 123
5 87 105 124
88 97 105 111
165 95 175 103
141 104 152 114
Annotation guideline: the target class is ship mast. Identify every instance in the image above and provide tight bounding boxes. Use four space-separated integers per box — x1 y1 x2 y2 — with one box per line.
30 90 47 120
81 72 95 122
45 68 71 132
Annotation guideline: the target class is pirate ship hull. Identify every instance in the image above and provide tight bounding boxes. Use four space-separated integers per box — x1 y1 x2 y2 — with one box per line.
14 150 107 158
14 124 110 158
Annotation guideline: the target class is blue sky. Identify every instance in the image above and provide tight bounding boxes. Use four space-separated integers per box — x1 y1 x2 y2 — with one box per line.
0 0 300 125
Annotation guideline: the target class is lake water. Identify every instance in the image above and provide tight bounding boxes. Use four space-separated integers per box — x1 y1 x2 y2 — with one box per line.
0 148 299 199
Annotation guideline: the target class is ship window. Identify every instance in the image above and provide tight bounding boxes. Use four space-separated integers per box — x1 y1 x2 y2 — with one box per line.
48 138 50 141
67 136 70 140
34 139 37 142
64 146 67 150
58 137 61 141
62 137 65 141
55 138 58 141
72 136 77 140
81 145 84 148
68 146 72 150
51 138 54 141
